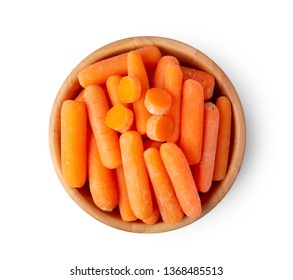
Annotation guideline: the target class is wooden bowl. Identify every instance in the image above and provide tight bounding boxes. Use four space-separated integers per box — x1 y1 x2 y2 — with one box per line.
49 36 246 233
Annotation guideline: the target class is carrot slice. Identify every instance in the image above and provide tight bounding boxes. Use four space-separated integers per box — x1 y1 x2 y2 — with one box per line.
144 88 172 115
181 66 215 100
118 75 141 103
144 147 184 224
163 64 183 143
179 79 204 165
160 143 202 218
120 131 153 220
61 100 87 188
146 115 173 142
78 45 162 88
213 96 232 181
116 166 137 222
105 104 134 133
152 55 180 88
83 85 122 169
88 130 118 211
127 50 151 135
194 102 220 192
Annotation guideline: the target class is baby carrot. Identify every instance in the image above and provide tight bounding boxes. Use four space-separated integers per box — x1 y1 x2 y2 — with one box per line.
118 75 141 103
163 64 183 143
105 104 134 133
61 100 87 188
120 131 153 220
106 75 124 106
146 115 173 142
181 66 215 100
127 50 151 135
194 102 220 193
179 79 204 165
144 88 172 115
160 143 202 218
78 45 161 88
144 147 184 224
213 96 232 181
88 130 118 211
152 55 180 88
83 85 122 169
116 166 137 222
141 184 161 225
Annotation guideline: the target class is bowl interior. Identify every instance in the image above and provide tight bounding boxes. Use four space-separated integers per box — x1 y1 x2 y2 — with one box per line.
49 36 246 233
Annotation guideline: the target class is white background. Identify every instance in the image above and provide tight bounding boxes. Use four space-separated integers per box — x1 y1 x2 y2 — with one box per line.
1 0 292 279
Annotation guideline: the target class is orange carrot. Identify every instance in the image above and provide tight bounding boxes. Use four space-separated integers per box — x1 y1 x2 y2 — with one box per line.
105 104 134 133
181 66 215 100
179 79 204 165
106 75 124 106
194 102 220 193
83 85 122 169
141 183 161 225
160 143 202 218
116 166 137 221
163 64 183 142
78 45 162 88
144 147 184 224
144 88 172 115
119 131 153 219
61 100 87 188
88 130 118 211
152 55 180 88
127 50 151 135
146 115 173 142
118 75 141 103
213 96 232 181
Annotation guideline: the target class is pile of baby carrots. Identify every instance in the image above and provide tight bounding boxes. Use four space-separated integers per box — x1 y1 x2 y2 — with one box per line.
60 45 232 225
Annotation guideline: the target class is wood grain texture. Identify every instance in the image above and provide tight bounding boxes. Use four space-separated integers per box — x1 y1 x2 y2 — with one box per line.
49 36 246 233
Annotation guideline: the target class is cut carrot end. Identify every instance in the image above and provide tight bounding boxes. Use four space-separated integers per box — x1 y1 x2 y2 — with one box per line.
145 88 172 115
118 75 141 103
146 115 173 142
105 104 134 133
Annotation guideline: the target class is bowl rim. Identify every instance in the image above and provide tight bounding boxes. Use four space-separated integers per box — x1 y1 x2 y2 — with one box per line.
49 36 246 233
